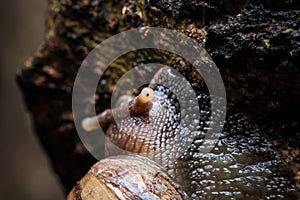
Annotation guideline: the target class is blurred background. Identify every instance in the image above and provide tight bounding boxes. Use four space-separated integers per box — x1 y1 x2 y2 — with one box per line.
0 0 64 199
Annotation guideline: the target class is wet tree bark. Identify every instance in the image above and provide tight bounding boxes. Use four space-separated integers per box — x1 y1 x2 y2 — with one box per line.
17 0 300 194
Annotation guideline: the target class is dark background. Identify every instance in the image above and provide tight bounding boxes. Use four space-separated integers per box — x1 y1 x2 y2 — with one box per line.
0 0 64 199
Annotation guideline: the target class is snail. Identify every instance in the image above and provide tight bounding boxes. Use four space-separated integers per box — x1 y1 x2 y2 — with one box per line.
69 67 299 199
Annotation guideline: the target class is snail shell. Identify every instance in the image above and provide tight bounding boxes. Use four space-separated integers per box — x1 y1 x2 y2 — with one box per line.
67 155 189 200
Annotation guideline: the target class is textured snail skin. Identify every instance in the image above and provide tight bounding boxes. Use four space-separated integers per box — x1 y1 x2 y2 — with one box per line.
96 68 300 199
67 155 189 200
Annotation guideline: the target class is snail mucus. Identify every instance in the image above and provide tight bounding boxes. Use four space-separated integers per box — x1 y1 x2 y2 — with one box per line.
69 67 299 199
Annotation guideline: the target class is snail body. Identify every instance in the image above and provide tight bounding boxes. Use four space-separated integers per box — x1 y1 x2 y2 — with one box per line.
74 68 299 199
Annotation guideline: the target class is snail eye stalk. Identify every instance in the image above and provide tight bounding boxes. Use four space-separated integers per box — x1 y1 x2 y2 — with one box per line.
132 87 155 116
138 87 155 104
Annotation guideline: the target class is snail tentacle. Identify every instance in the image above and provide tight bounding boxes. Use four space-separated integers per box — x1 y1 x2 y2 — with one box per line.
81 87 155 132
